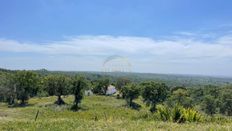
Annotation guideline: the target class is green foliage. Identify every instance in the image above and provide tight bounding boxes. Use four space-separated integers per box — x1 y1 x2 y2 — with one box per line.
92 78 110 95
182 108 203 122
167 87 193 108
202 95 217 115
219 86 232 116
156 104 171 121
71 76 89 111
141 81 168 112
0 72 15 104
43 75 70 105
43 75 57 96
189 87 204 104
1 67 232 125
14 71 39 105
203 85 220 99
115 77 131 92
156 104 203 123
121 84 140 107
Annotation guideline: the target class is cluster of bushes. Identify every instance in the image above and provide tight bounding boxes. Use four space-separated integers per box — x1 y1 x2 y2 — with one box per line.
120 81 202 123
118 81 232 118
0 70 232 119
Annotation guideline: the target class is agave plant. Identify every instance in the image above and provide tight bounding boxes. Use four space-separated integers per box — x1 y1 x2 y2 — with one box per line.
156 104 203 123
171 105 185 123
181 108 203 122
156 104 171 121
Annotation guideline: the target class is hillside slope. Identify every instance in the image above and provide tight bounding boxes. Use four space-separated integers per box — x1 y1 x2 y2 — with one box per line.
0 95 232 131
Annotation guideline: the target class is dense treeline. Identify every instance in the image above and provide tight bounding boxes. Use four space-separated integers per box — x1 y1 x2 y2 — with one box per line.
0 70 232 120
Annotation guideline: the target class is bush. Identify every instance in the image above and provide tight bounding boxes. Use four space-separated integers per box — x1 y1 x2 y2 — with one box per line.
182 108 203 122
156 104 171 121
156 104 203 123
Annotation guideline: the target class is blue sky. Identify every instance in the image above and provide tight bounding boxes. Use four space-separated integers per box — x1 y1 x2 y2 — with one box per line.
1 0 232 77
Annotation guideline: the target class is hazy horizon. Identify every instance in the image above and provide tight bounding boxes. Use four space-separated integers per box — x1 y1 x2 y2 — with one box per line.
1 0 232 77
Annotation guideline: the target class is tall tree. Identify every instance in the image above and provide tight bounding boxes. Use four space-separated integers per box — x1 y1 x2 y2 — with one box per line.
71 76 88 111
0 72 16 105
202 95 217 115
121 84 140 107
92 78 110 95
44 75 69 105
141 81 168 112
14 71 39 105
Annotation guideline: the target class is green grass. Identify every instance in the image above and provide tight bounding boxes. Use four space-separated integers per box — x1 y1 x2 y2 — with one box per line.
0 95 232 131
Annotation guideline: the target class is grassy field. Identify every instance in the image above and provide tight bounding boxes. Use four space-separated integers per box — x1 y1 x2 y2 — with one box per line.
0 95 232 131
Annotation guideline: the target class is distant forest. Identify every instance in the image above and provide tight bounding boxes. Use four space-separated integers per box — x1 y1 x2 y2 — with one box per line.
1 68 232 117
1 68 231 88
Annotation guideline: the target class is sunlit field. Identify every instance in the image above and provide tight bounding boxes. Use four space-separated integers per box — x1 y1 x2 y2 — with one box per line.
0 95 232 131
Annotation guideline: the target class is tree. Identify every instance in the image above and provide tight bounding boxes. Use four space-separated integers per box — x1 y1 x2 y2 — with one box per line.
202 95 217 115
219 86 232 116
115 77 131 92
141 81 168 112
43 75 57 96
204 85 219 99
121 84 140 107
44 75 69 105
0 72 16 105
92 78 110 95
14 71 39 105
168 87 193 108
189 87 204 105
71 76 88 111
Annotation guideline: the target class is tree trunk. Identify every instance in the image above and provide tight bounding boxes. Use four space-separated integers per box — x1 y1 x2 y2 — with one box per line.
75 96 78 107
129 98 132 107
21 99 25 106
71 96 79 111
8 95 15 105
55 95 65 105
150 104 156 113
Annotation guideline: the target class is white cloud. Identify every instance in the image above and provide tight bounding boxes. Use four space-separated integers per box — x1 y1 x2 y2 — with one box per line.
1 35 232 58
1 35 232 76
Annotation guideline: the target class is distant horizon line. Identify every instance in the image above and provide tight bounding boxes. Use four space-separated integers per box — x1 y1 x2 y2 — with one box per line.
1 67 232 79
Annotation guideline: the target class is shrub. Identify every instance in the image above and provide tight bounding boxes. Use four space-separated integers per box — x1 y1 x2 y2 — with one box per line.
156 104 203 123
182 108 203 122
156 104 171 122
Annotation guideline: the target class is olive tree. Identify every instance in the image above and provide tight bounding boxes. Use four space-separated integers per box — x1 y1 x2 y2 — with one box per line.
92 78 110 95
141 81 168 112
0 72 16 105
44 75 69 105
71 76 88 111
14 71 39 105
121 84 140 107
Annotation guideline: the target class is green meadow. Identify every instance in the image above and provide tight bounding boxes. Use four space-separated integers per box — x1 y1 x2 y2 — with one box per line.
1 95 232 131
